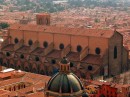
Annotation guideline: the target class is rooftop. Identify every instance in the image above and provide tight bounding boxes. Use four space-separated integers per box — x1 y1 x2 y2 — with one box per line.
9 23 115 38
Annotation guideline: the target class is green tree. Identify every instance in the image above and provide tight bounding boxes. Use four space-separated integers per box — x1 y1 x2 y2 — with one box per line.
95 18 100 23
0 22 9 29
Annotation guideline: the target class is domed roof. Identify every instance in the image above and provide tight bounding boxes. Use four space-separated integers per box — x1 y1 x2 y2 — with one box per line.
46 72 84 96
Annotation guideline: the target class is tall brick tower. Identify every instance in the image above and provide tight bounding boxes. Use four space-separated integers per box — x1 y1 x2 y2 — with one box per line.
36 13 50 25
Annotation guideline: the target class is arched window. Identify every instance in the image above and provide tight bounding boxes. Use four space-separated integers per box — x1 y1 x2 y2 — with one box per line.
3 63 7 67
40 70 45 75
46 18 49 24
28 40 33 46
6 52 10 57
51 59 56 64
20 54 24 59
77 45 82 52
59 43 64 50
114 46 117 59
88 65 93 71
70 62 74 67
35 56 39 61
14 86 16 91
43 41 48 48
14 38 19 44
95 47 101 54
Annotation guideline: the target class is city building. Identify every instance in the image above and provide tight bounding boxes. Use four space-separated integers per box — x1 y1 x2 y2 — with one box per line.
0 58 89 97
84 80 130 97
0 68 50 97
0 13 129 79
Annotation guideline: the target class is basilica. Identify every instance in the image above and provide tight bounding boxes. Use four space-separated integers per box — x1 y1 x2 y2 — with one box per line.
0 13 128 78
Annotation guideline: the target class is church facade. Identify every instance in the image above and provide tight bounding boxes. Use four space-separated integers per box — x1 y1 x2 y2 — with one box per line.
0 13 128 78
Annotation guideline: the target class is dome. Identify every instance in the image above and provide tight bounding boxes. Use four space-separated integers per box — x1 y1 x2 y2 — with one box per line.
46 72 84 96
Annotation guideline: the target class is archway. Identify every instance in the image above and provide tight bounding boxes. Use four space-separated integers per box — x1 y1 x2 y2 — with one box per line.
16 65 21 70
100 94 105 97
25 67 29 72
10 64 15 69
0 58 3 66
32 68 37 73
3 63 7 67
40 70 45 75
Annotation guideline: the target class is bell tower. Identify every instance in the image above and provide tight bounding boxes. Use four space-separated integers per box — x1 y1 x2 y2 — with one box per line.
59 57 70 73
36 13 50 25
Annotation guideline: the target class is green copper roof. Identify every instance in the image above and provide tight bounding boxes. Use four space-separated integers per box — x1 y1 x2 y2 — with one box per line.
47 72 84 93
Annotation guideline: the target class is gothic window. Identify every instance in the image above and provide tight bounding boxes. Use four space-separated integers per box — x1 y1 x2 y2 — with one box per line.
28 40 33 46
51 59 56 64
59 43 64 50
46 18 49 24
95 47 101 54
43 41 48 48
14 38 19 44
88 65 93 71
6 52 10 57
40 70 45 75
20 54 24 59
35 56 39 61
114 46 117 59
70 62 74 67
25 67 29 72
77 45 82 52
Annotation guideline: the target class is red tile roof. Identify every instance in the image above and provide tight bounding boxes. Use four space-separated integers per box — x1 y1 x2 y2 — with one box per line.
81 54 103 65
9 23 115 38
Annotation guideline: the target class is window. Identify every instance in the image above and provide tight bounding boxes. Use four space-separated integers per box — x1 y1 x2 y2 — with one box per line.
114 46 117 59
95 47 101 54
46 18 49 24
35 56 39 61
20 54 24 59
28 40 33 46
88 65 93 71
77 45 82 52
43 41 48 48
14 38 19 44
59 43 64 50
51 59 56 64
70 62 74 67
6 52 10 57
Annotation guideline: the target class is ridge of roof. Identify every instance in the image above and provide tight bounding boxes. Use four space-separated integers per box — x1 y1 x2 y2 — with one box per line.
9 23 115 38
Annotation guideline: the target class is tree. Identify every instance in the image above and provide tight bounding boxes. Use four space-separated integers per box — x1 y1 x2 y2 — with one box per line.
0 22 9 29
95 18 100 23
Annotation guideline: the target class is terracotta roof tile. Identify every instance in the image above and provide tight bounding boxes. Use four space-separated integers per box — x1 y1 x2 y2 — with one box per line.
46 50 62 59
81 54 103 65
9 23 115 38
2 44 14 51
31 47 45 56
16 45 30 53
67 52 80 61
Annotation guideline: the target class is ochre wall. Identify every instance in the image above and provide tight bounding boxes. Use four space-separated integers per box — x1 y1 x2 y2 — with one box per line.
38 32 53 47
71 35 89 52
89 37 108 56
54 34 70 50
10 30 109 55
9 29 23 44
24 31 38 46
